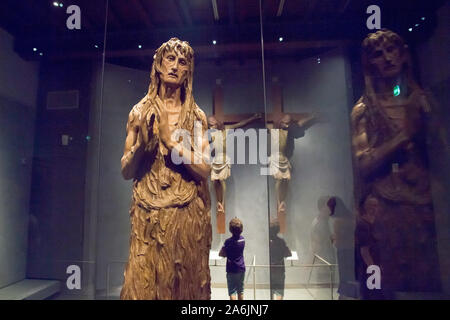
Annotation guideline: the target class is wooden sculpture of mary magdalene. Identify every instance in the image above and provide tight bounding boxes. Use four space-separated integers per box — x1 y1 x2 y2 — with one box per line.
351 29 442 293
120 38 212 300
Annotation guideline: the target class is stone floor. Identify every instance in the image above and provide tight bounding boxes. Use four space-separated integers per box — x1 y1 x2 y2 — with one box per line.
50 286 339 300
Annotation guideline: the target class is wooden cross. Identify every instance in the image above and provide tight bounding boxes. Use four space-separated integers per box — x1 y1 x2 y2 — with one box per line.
265 79 312 125
212 80 262 234
212 81 257 124
213 79 310 124
212 79 313 234
265 79 314 233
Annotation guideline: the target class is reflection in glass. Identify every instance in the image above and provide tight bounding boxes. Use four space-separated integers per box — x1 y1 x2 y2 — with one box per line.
350 29 441 297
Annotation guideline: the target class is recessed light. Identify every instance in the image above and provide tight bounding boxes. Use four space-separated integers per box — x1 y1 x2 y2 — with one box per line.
59 3 63 7
94 44 99 48
212 40 217 45
279 37 283 42
408 27 413 32
53 2 59 7
39 53 43 56
421 17 426 21
415 23 419 27
138 45 142 49
33 48 37 52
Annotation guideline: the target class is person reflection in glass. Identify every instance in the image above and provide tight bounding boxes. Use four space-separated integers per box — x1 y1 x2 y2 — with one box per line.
310 196 335 263
329 196 357 299
269 219 292 300
354 196 385 300
270 113 317 233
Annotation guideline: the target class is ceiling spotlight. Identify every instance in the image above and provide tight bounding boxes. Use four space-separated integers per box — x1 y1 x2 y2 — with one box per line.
138 45 142 49
33 48 37 52
59 3 63 7
53 2 59 7
212 40 217 45
39 52 43 56
408 27 413 32
415 23 419 27
421 17 426 21
94 44 99 49
279 37 284 42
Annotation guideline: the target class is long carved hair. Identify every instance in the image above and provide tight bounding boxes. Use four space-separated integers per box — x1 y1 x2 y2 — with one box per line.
355 29 429 212
360 29 421 144
148 37 194 102
142 38 197 130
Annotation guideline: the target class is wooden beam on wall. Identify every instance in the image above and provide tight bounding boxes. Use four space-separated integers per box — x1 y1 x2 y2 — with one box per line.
134 0 154 28
338 0 351 14
175 0 193 26
107 2 123 29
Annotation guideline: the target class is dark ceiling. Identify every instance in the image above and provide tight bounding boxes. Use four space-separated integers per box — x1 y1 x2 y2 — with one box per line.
0 0 445 65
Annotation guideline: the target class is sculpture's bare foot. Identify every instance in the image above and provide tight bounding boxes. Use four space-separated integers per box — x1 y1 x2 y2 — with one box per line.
217 202 225 215
277 201 286 215
277 201 287 234
217 202 226 234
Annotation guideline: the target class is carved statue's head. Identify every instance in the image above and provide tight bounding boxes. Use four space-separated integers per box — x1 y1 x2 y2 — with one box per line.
207 115 224 130
362 29 409 79
148 38 194 103
276 113 292 129
360 29 421 109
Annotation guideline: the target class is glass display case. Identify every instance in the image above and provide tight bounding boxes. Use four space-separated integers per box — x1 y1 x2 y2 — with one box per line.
0 0 448 301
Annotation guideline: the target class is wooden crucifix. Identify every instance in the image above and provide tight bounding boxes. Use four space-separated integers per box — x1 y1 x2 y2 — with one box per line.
264 79 318 234
208 80 262 234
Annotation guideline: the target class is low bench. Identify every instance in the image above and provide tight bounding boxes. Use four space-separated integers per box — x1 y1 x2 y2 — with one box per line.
0 279 60 300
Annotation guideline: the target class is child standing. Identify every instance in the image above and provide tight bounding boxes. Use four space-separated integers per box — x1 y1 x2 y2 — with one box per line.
219 217 246 300
269 219 292 300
